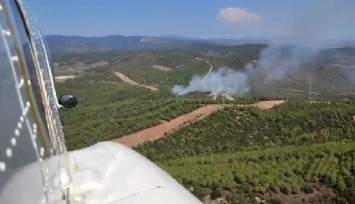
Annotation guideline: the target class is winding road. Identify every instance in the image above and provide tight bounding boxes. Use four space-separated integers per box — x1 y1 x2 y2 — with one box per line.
203 61 214 80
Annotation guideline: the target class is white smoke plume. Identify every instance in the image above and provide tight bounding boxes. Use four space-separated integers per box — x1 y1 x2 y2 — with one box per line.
258 0 355 81
172 68 250 96
258 46 316 80
172 0 355 97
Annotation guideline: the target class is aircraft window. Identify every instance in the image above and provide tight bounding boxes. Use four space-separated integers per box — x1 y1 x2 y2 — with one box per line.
0 1 68 203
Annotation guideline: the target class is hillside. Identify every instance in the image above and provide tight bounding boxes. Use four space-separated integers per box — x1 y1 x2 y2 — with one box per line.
136 102 355 161
136 102 355 203
54 44 355 204
53 46 355 100
156 142 355 204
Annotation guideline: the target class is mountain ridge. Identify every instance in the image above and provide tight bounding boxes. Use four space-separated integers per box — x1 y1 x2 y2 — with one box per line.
45 34 355 54
45 35 272 53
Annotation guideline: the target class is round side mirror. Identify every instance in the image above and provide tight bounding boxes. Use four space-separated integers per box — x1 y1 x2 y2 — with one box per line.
59 95 78 108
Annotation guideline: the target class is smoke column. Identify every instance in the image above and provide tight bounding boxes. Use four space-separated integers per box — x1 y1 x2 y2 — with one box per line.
257 46 316 80
258 0 355 80
172 0 355 96
172 68 250 96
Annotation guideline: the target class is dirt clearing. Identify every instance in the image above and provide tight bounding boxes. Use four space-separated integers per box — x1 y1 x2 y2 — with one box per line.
151 65 173 72
254 100 285 109
55 75 78 82
114 72 158 91
265 185 335 204
114 100 284 148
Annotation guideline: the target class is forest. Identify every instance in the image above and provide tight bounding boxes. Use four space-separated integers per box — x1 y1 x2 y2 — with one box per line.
136 102 355 203
137 102 355 161
157 142 354 204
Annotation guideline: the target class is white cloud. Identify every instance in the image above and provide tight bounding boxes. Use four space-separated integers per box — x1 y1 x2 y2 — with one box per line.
218 8 261 24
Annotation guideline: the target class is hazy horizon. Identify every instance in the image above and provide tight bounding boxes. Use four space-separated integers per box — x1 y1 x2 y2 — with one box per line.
29 0 355 44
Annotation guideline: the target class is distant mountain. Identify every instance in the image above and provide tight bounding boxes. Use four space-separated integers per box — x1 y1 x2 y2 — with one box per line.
45 35 196 53
320 40 355 49
208 38 271 46
318 47 355 65
45 35 355 54
45 35 273 53
161 35 191 40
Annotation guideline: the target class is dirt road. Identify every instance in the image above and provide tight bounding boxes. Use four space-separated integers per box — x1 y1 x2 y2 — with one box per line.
113 104 225 147
203 61 214 80
114 100 285 148
114 72 158 91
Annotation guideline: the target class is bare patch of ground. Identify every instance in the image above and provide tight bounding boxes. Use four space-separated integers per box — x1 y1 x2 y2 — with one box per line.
55 75 78 82
254 100 285 109
114 72 158 91
113 100 285 148
265 186 335 204
90 60 109 67
53 58 89 75
151 65 173 72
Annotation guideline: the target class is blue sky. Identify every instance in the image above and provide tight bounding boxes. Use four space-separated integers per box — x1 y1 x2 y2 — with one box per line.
28 0 355 40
